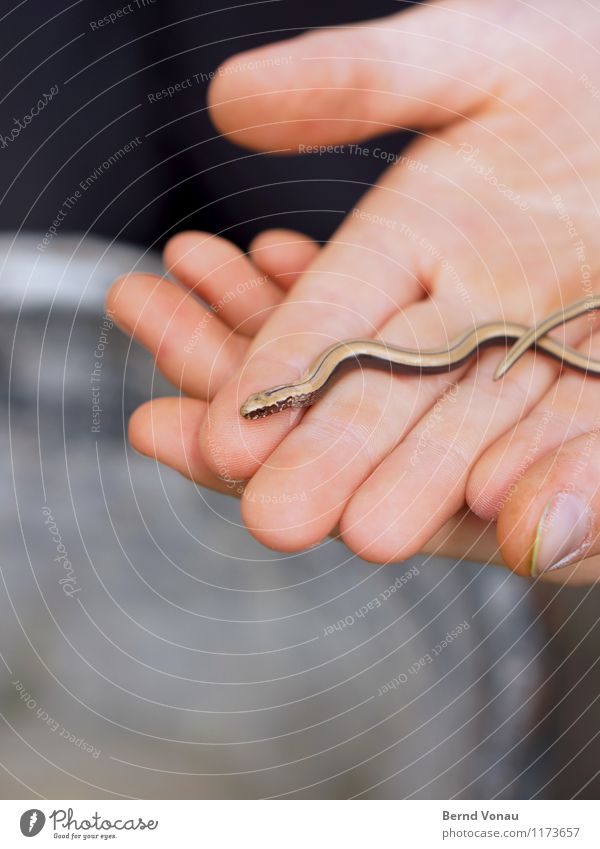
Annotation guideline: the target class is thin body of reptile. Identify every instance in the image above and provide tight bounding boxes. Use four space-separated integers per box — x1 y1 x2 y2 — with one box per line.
240 296 600 420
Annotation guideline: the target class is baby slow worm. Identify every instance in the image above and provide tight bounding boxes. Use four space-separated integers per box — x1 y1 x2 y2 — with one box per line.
240 296 600 420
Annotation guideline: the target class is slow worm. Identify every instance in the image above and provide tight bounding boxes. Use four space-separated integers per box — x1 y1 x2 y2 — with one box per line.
240 296 600 420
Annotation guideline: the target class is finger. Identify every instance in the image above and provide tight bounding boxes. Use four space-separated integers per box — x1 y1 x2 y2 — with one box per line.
497 431 600 583
131 399 502 567
200 264 426 478
239 268 599 555
199 113 566 486
208 3 499 150
338 310 600 562
129 397 243 496
338 345 559 563
249 229 320 289
163 231 282 335
467 325 600 521
107 273 247 399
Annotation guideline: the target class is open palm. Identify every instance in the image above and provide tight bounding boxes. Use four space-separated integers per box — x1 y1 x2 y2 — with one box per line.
195 0 600 573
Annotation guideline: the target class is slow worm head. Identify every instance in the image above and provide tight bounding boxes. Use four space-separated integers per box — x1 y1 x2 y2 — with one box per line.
240 385 320 420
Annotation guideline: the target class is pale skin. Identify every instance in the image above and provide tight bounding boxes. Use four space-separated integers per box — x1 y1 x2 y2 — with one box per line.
109 0 600 583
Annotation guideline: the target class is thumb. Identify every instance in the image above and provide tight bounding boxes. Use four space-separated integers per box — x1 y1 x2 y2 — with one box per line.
208 2 501 150
497 431 600 582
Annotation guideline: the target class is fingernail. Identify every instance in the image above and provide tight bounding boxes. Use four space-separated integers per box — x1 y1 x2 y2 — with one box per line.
531 491 594 576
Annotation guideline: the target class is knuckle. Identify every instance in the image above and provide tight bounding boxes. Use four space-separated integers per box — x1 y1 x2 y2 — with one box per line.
303 405 379 467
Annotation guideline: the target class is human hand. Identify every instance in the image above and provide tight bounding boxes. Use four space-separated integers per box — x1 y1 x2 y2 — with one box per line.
107 227 319 491
197 0 600 571
107 227 510 567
